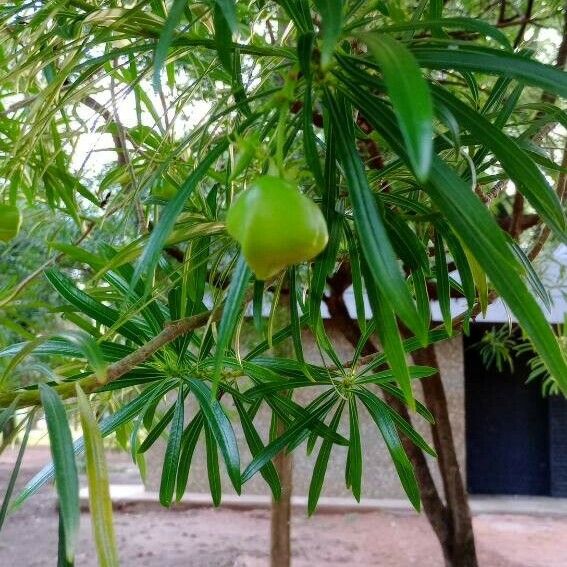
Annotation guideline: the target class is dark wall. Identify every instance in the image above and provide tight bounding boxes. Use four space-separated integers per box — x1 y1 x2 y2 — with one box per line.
464 324 550 496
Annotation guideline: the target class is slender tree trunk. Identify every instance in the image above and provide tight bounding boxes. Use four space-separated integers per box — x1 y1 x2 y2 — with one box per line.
414 347 477 567
270 296 293 567
325 268 478 566
270 416 293 567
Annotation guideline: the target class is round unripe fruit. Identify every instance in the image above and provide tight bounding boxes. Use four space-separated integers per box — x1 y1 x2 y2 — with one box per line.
226 176 328 280
0 204 22 242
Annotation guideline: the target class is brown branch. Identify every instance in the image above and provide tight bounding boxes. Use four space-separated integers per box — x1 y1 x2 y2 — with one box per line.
513 0 535 47
0 309 216 409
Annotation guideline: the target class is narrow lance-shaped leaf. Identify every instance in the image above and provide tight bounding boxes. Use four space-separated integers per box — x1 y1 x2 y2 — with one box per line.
176 413 204 501
132 141 229 291
153 0 189 90
325 90 426 342
57 331 108 384
242 394 338 483
432 85 566 239
212 0 238 34
308 400 345 515
186 378 241 493
314 0 343 70
13 381 177 511
45 268 148 344
359 33 433 181
363 259 415 410
76 386 119 567
0 409 35 531
203 422 222 506
357 389 421 510
379 18 511 50
233 396 281 499
288 266 305 364
434 231 452 336
348 396 362 502
40 384 80 564
411 45 567 98
213 254 251 393
160 387 185 507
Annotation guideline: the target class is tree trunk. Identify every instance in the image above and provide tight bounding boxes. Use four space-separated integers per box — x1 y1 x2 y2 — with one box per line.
414 347 478 567
270 416 293 567
325 270 478 567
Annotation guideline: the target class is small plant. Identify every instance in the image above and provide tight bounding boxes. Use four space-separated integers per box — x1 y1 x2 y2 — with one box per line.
477 326 517 373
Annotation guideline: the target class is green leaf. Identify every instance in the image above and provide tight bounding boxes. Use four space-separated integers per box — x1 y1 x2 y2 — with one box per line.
325 91 425 341
45 269 146 345
138 399 177 454
76 386 119 567
213 3 234 74
0 410 35 531
359 33 433 181
464 246 488 315
379 383 435 424
133 141 228 291
411 45 567 98
56 331 108 384
0 398 19 432
298 33 325 191
314 0 343 70
234 396 281 499
357 389 420 510
40 384 80 564
363 259 415 409
186 378 241 493
0 204 22 242
427 157 567 391
509 240 552 311
242 394 338 483
176 413 204 501
153 0 189 89
13 381 176 510
385 404 437 457
434 231 452 335
212 0 238 34
160 387 185 507
252 279 264 332
344 223 367 333
213 255 251 393
263 386 348 446
288 266 305 364
347 397 362 501
355 365 437 385
379 18 511 49
204 422 222 506
432 86 566 238
308 399 345 515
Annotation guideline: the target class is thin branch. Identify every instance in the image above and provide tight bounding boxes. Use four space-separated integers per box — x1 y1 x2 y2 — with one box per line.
513 0 535 48
0 309 216 409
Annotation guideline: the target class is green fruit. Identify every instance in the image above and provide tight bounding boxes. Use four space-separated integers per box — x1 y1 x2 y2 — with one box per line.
226 176 328 280
0 204 22 242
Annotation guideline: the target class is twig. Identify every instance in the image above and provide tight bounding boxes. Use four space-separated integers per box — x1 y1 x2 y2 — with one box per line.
0 309 217 409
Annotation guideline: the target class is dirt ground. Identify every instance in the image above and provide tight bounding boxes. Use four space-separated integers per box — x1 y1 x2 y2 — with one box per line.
1 448 567 566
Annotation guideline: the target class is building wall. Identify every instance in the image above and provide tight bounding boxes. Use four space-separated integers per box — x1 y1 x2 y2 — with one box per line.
145 323 465 500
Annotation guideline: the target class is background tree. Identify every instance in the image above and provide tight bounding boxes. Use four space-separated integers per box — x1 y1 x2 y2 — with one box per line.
0 1 566 567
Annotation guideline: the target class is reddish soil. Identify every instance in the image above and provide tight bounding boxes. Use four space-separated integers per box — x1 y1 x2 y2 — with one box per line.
1 448 566 566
